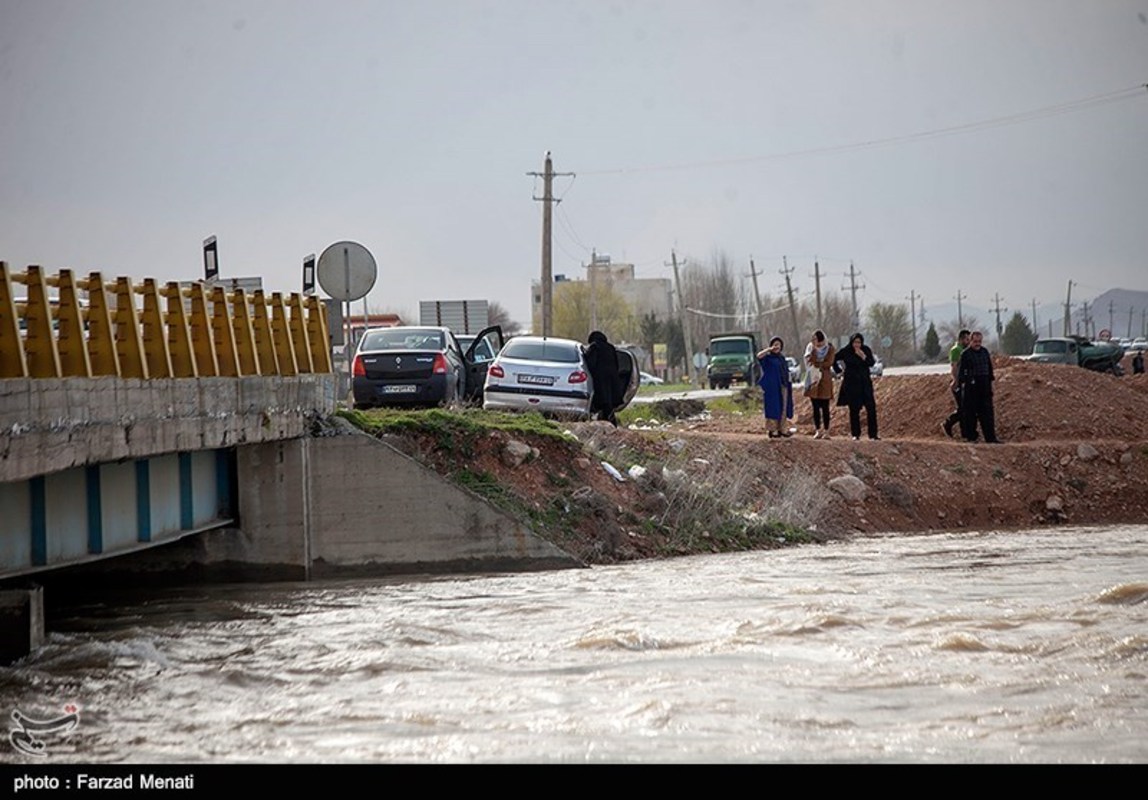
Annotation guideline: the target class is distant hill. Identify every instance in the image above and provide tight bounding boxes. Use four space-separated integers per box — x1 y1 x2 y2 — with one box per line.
917 289 1148 342
1084 288 1148 339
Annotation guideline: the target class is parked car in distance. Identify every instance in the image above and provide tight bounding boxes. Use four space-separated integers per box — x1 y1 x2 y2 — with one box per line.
455 332 500 363
785 356 800 384
639 371 664 386
483 336 639 419
1029 335 1124 375
351 325 502 409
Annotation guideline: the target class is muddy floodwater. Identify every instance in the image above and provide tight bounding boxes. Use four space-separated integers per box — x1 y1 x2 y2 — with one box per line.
2 524 1146 763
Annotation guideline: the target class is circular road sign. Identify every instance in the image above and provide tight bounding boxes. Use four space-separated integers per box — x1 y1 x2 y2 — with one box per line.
881 336 893 348
1099 328 1111 340
316 241 377 302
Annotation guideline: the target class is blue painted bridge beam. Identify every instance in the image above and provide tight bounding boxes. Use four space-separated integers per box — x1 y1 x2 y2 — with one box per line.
0 449 236 580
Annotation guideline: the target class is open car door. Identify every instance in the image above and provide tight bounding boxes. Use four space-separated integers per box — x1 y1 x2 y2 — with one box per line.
462 325 504 402
614 348 640 411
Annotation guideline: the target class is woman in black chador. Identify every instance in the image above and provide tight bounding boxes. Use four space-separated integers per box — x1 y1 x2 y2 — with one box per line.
835 332 879 440
584 330 622 426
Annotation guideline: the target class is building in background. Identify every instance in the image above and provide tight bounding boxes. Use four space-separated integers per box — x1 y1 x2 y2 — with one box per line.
530 253 673 339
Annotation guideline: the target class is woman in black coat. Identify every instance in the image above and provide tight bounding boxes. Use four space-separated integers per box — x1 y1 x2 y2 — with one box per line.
584 330 622 426
835 332 879 440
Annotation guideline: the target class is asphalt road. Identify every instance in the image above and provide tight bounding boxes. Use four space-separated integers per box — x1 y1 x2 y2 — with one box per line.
632 363 951 404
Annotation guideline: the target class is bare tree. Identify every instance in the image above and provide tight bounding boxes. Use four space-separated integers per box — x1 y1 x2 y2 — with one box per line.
808 293 856 348
681 249 771 350
487 301 521 336
938 316 981 348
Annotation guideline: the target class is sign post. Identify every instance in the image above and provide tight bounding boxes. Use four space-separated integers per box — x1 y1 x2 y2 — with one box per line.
316 241 378 380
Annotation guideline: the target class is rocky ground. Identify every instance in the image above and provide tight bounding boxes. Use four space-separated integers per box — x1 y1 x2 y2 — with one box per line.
371 357 1148 565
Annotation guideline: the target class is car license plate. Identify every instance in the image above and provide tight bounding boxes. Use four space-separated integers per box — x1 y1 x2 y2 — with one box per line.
382 385 417 394
518 374 555 386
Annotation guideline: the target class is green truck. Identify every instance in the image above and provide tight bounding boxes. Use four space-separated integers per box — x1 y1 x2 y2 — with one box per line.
1028 336 1125 375
706 331 761 389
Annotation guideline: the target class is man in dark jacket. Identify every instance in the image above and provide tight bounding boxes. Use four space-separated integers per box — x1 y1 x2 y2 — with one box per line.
584 330 623 426
958 331 1001 443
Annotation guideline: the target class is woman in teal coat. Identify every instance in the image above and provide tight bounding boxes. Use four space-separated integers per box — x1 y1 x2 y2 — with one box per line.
757 337 794 438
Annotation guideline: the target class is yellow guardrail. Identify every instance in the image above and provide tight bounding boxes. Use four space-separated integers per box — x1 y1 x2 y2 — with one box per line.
0 262 332 379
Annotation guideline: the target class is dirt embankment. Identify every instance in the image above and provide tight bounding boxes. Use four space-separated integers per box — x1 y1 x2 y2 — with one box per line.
383 358 1148 564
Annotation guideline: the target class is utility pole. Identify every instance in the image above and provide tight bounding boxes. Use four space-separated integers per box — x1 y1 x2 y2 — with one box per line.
746 256 764 342
812 259 823 331
991 293 1007 349
668 249 696 386
1031 298 1039 333
907 289 918 352
843 261 864 333
528 151 572 337
780 256 801 348
1108 300 1115 336
1128 306 1135 338
1081 300 1092 338
1062 280 1073 337
955 290 967 329
586 248 598 333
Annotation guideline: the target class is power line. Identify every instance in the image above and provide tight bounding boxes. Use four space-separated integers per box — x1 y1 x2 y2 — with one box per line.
685 299 795 320
555 205 592 254
578 83 1147 176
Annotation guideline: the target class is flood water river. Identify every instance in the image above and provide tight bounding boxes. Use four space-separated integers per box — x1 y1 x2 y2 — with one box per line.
2 524 1146 764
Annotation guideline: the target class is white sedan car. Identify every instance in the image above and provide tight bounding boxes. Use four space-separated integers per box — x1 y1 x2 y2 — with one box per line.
482 336 595 418
483 336 638 419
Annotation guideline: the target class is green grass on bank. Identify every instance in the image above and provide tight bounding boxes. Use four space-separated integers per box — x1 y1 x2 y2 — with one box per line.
636 381 695 396
338 406 577 445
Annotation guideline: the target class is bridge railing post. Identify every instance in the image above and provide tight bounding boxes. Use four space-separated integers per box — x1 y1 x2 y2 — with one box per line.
0 264 333 380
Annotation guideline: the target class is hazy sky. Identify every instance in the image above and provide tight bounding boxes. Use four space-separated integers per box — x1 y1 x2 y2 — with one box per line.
2 0 1146 331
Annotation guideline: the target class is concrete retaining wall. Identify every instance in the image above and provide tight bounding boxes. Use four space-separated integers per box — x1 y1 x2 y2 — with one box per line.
305 430 579 576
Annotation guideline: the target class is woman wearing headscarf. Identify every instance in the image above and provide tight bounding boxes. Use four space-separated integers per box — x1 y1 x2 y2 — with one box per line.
584 330 622 426
756 336 794 438
835 332 879 440
803 329 836 439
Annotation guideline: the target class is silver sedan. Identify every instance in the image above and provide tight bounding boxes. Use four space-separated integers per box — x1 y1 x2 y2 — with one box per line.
482 336 594 418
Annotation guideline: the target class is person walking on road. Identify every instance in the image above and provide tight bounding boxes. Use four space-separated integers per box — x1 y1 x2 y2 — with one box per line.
803 330 836 439
943 329 971 438
835 332 879 441
957 331 1001 443
757 337 794 438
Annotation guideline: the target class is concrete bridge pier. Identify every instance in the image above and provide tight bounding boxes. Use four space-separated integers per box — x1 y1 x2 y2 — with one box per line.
0 586 44 665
